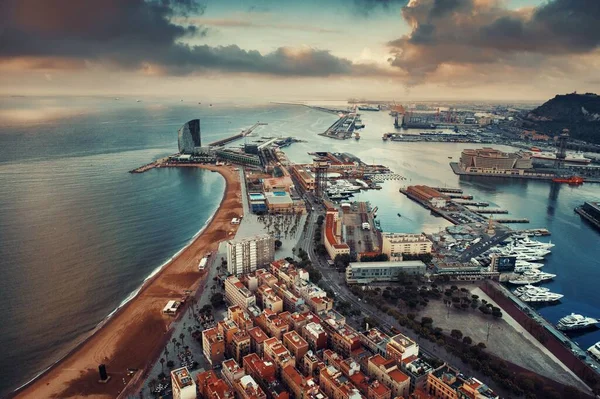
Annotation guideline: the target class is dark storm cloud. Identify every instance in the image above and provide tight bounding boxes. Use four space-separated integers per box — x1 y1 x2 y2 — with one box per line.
0 0 377 77
387 0 600 83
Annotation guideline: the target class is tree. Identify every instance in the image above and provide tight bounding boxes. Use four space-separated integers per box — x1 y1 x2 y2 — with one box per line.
421 317 433 327
160 357 165 374
179 332 185 346
167 360 174 368
210 292 224 308
477 342 487 349
462 336 473 345
450 329 463 340
274 239 282 249
163 347 169 362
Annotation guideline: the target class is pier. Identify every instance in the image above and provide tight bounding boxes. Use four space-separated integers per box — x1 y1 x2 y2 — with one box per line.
494 218 529 223
453 200 489 207
319 114 359 140
448 194 473 200
433 187 463 193
515 228 551 236
208 122 267 147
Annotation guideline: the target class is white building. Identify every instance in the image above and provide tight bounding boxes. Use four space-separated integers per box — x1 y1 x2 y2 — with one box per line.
381 233 432 261
346 261 426 284
227 234 275 275
171 367 196 399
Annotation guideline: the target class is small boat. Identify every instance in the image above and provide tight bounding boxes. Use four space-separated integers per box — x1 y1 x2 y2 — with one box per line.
397 213 402 217
448 156 452 159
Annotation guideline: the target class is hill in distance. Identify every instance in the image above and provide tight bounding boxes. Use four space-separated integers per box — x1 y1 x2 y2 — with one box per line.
524 92 600 144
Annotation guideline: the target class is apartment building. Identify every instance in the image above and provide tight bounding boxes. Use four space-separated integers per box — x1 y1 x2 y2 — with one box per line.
227 234 275 275
202 327 225 366
225 276 257 310
196 370 234 399
264 337 295 375
283 330 309 367
367 355 410 399
386 333 419 362
171 367 196 399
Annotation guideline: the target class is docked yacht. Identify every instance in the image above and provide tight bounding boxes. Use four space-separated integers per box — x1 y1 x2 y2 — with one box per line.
513 285 563 302
556 313 599 331
521 270 556 281
515 260 544 269
589 342 600 362
508 275 542 285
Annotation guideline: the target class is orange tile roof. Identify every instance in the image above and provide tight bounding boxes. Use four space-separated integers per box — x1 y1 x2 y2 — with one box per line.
389 369 409 383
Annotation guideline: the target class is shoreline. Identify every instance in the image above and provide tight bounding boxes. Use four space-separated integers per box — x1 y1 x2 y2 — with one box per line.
12 164 243 399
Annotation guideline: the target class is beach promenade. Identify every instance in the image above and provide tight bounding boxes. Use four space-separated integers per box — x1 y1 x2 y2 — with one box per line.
13 165 242 399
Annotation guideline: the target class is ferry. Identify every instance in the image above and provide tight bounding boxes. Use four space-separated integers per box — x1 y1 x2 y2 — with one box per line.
556 313 598 331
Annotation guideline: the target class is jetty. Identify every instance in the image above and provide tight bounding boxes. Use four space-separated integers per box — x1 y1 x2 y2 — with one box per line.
209 122 267 147
494 218 529 223
434 187 463 193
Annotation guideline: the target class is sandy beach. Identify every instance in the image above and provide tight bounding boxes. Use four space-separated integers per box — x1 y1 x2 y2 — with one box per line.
13 164 242 399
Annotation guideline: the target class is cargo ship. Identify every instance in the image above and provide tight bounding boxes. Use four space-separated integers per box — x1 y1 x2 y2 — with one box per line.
552 175 584 184
358 105 379 111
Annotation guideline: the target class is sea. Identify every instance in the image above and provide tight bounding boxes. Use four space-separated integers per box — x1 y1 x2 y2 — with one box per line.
0 97 599 395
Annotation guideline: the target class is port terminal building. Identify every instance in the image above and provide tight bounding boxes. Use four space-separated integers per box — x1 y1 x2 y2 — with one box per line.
459 148 532 174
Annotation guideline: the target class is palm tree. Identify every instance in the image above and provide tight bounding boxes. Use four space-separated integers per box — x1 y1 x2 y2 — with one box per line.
171 337 177 351
176 342 181 353
179 332 185 346
159 358 165 374
187 326 192 336
163 347 169 362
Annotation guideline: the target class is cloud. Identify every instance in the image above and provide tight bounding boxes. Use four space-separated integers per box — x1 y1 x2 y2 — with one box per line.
187 17 340 34
387 0 600 84
0 0 377 77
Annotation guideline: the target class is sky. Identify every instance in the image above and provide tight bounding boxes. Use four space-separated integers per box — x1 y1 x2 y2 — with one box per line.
1 0 599 101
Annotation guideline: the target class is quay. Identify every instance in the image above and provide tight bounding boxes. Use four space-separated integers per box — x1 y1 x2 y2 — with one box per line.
453 200 489 207
208 122 267 147
472 209 509 214
515 228 551 236
433 187 463 193
319 113 358 140
129 155 173 173
494 218 529 223
448 194 473 200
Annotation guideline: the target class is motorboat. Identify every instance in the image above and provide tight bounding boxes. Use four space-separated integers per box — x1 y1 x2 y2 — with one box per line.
521 270 556 281
557 314 598 331
513 285 563 302
509 275 542 285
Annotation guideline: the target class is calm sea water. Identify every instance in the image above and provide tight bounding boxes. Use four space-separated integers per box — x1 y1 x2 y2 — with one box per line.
0 98 598 395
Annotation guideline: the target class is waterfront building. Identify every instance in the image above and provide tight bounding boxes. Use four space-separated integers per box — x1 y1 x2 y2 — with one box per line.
263 176 295 192
381 233 432 261
459 148 532 174
171 367 196 399
225 276 257 310
324 208 351 259
202 327 225 366
366 355 410 398
346 261 426 284
227 234 275 275
290 165 316 192
177 119 201 154
386 333 419 362
405 186 449 208
216 148 262 166
196 370 234 399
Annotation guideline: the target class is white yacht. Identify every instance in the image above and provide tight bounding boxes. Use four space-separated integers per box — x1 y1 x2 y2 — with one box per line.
588 342 600 362
521 270 556 281
515 260 544 269
556 314 599 331
513 285 563 302
509 275 542 285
